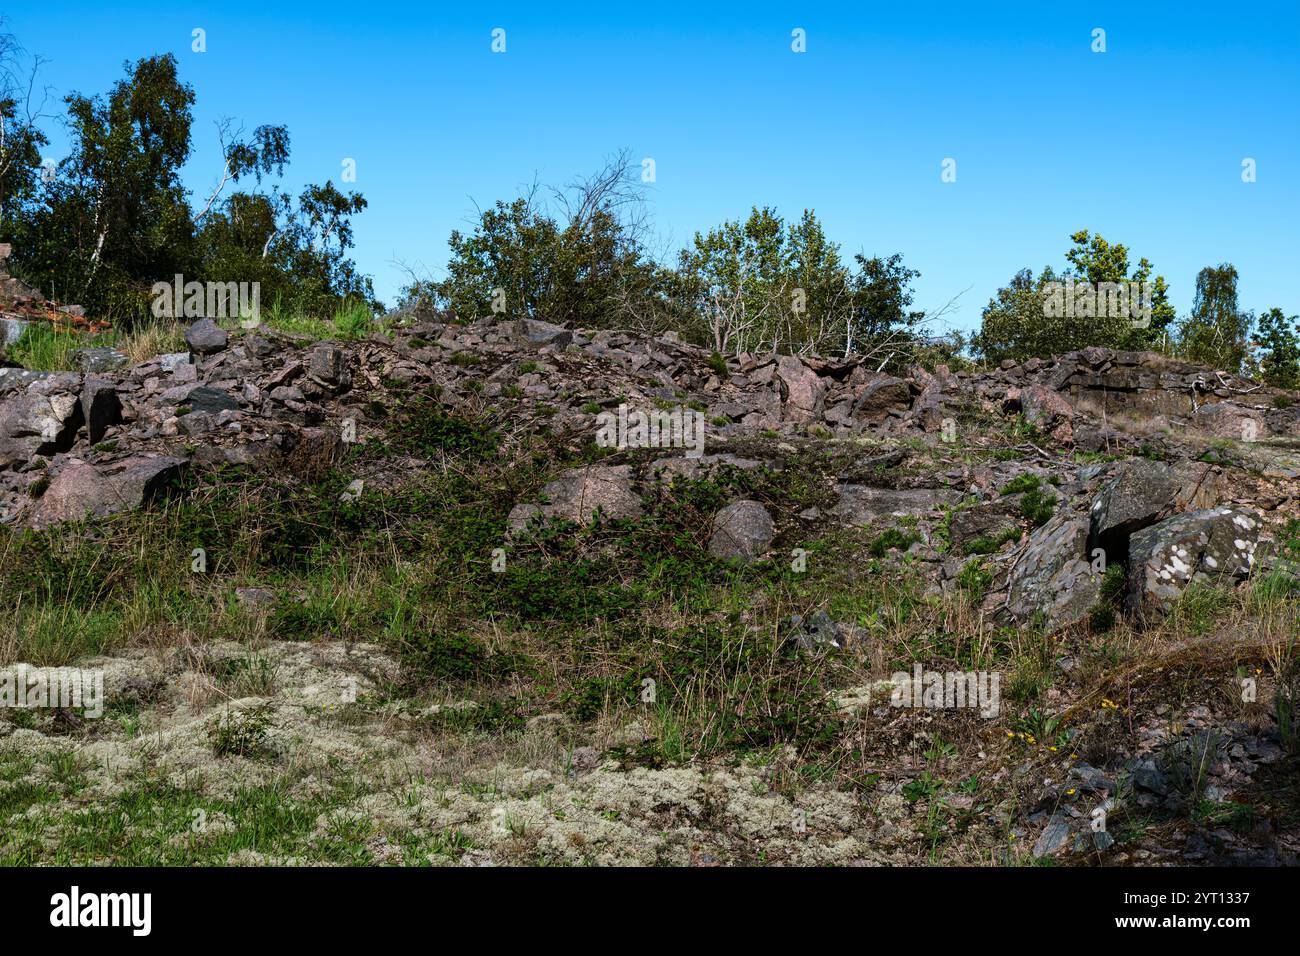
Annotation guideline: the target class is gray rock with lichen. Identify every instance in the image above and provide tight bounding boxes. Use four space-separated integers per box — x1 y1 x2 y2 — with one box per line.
1004 512 1101 629
1125 507 1260 619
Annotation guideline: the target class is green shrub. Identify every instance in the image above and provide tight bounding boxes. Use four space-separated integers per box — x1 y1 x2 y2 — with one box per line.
956 559 992 602
1018 487 1056 527
999 474 1041 496
394 399 498 458
869 528 919 557
400 631 512 683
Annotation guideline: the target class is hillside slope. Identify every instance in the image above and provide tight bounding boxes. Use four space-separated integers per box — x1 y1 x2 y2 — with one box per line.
1 314 1297 865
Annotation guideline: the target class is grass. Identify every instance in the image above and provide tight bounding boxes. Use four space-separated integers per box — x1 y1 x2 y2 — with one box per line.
2 299 387 374
5 316 189 371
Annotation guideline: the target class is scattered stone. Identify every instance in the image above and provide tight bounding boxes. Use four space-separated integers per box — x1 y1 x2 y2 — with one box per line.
1032 812 1073 858
155 352 189 375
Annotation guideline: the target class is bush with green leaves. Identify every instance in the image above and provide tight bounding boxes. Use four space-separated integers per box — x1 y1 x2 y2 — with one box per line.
972 231 1175 363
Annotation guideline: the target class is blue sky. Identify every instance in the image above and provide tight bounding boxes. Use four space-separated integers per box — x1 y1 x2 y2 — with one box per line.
7 1 1299 333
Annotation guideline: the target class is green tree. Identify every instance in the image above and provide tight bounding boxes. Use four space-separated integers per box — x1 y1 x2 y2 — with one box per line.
1250 307 1300 389
844 252 925 359
1064 230 1175 347
971 266 1058 363
1178 264 1251 372
0 26 49 233
972 231 1176 363
194 182 376 318
7 45 373 324
678 206 861 355
17 54 198 319
408 151 678 332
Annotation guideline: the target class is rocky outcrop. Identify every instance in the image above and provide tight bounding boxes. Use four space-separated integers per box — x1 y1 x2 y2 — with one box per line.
0 311 1293 637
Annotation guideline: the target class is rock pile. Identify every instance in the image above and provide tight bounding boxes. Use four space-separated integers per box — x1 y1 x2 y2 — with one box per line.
0 312 1296 633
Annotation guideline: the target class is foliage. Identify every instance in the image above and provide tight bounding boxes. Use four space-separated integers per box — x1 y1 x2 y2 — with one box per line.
1249 307 1300 388
1177 264 1251 372
972 231 1176 363
676 206 925 360
404 151 681 334
2 50 375 325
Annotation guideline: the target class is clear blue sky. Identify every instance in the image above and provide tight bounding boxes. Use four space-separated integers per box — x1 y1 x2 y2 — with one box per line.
7 1 1299 333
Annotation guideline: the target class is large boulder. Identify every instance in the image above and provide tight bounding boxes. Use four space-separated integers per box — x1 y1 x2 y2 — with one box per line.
1003 512 1101 630
852 375 912 421
28 455 187 528
1126 508 1260 619
0 316 29 346
1089 459 1181 546
774 355 826 424
1087 459 1220 563
507 465 642 535
707 499 775 562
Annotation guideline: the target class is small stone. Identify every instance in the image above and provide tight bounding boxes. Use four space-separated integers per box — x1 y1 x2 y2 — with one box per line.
184 319 228 355
708 499 775 562
235 587 276 608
